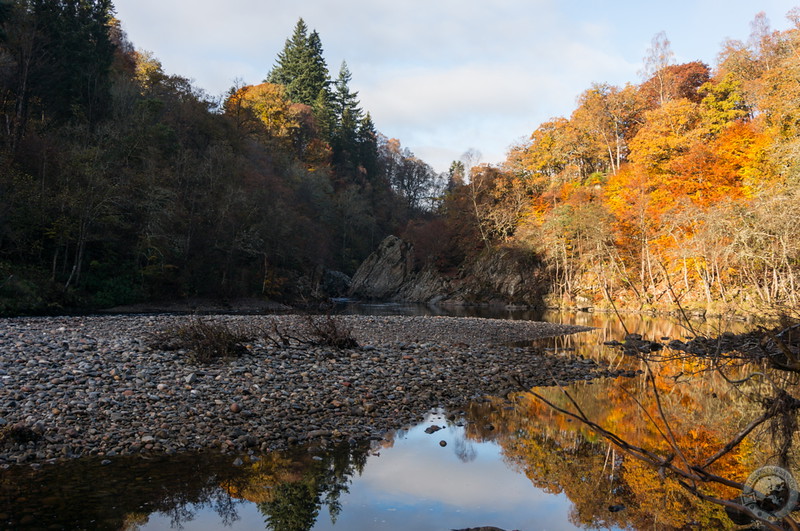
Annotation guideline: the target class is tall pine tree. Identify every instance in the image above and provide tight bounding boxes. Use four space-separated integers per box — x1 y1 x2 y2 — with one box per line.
357 112 379 178
266 18 329 106
4 0 116 129
331 61 363 173
312 87 334 140
266 22 382 184
331 61 361 124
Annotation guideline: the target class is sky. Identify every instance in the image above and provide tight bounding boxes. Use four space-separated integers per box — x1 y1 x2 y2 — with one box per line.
112 0 799 173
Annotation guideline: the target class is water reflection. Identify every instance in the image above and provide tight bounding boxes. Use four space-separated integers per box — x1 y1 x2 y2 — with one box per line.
0 309 793 530
0 443 370 530
0 451 252 529
329 413 576 531
0 413 584 531
466 326 800 529
465 379 759 529
235 443 368 531
332 299 546 321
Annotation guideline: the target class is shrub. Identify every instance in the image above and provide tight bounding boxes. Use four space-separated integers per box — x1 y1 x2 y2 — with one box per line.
151 314 358 364
151 318 251 363
262 314 358 350
302 314 358 349
0 423 41 445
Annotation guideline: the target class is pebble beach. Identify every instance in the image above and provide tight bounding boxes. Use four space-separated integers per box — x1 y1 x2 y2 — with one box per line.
0 314 625 466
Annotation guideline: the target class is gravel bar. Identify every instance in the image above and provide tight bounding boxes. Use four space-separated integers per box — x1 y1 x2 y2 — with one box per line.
0 314 623 466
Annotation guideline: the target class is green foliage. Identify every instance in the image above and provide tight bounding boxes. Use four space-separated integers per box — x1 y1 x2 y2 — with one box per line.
257 445 365 530
266 19 330 106
84 260 142 308
17 0 115 126
0 262 66 316
0 11 443 314
0 273 44 315
262 481 320 531
699 73 750 135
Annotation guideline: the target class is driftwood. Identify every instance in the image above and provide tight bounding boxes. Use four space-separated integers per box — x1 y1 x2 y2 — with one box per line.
611 322 800 374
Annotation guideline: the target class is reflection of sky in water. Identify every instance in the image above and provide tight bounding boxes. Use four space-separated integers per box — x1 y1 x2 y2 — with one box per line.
140 413 583 530
2 308 764 530
318 413 578 531
141 305 726 531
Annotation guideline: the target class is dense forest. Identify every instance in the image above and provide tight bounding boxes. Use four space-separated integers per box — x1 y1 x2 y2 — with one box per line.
2 2 800 316
419 10 800 315
0 3 444 313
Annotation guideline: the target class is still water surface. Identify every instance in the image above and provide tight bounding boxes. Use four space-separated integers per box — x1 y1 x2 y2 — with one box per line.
0 306 783 530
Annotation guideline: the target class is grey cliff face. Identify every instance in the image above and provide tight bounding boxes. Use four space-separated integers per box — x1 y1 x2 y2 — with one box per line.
349 236 546 308
349 236 415 299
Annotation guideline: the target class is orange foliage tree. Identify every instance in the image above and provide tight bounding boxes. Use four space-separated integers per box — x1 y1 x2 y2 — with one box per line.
495 10 800 310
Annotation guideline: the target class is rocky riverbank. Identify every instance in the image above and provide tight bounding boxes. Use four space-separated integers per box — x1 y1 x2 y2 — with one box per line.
0 314 629 467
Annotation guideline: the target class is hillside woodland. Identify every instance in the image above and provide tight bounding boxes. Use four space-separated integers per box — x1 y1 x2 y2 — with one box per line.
0 5 444 313
424 11 800 314
2 2 800 316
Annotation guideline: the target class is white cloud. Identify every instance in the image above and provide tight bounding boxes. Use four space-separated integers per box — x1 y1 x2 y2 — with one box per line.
113 0 799 172
358 426 548 508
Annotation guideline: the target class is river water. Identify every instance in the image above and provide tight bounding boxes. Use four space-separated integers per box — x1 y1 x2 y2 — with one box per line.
0 306 792 530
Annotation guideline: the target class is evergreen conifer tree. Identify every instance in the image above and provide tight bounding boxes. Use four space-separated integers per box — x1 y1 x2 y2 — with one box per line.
32 0 116 125
357 112 379 177
331 61 363 171
266 18 330 106
312 88 334 140
331 61 362 125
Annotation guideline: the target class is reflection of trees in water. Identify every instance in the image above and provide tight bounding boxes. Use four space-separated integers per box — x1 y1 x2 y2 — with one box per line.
454 431 478 463
474 314 800 529
253 442 370 531
0 452 248 529
463 358 770 529
213 492 243 528
0 442 370 531
533 311 754 370
262 481 320 531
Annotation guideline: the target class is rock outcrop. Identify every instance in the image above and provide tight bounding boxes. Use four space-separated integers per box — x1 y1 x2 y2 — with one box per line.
457 245 547 305
320 269 351 298
348 236 416 300
349 236 547 307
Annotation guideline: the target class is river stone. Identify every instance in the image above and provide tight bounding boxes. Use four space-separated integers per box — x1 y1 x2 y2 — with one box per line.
0 313 604 466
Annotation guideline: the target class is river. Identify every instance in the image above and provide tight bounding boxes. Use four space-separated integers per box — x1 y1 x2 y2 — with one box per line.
0 306 792 530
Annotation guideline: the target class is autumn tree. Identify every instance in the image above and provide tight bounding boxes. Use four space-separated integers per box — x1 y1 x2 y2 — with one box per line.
698 73 751 135
639 31 675 106
571 83 643 175
379 137 442 213
506 118 571 188
640 61 711 108
224 82 307 154
482 8 800 310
